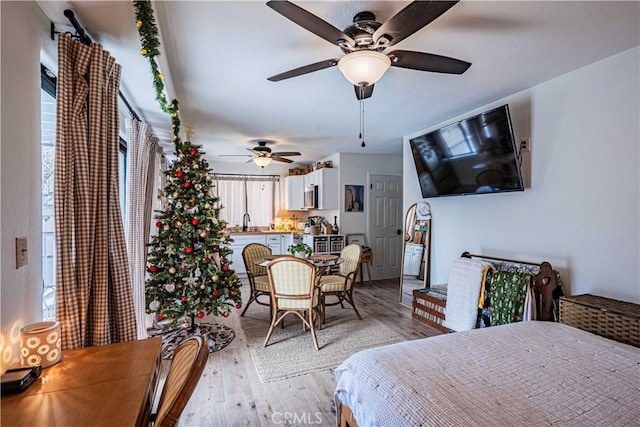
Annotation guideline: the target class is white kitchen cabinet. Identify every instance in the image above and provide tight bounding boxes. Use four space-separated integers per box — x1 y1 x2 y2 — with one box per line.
403 243 424 277
229 234 266 274
303 168 338 210
280 233 293 255
265 234 281 254
284 175 305 211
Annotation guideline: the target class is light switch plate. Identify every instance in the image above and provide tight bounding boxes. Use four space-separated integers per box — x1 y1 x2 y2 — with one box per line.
16 237 28 268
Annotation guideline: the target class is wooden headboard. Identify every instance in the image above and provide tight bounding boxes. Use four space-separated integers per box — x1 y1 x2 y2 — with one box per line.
460 252 561 322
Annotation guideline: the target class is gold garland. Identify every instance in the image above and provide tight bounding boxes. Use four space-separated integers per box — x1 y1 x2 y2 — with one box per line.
133 0 181 143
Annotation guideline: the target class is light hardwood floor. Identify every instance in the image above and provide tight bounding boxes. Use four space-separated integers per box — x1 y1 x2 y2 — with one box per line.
177 278 441 427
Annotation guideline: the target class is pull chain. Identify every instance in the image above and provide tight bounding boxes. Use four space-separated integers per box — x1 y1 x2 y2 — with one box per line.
358 87 366 148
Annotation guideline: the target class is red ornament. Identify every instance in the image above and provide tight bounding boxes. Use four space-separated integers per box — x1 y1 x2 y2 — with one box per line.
191 218 199 226
149 265 158 273
157 315 165 321
190 149 197 156
222 264 229 271
212 290 219 297
222 312 229 318
204 258 211 264
176 170 183 178
183 182 191 188
182 264 188 270
185 246 194 254
235 303 242 309
197 311 204 318
180 295 187 302
155 221 162 228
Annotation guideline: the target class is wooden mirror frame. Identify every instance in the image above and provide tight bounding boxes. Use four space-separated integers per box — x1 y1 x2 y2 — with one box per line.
399 202 431 307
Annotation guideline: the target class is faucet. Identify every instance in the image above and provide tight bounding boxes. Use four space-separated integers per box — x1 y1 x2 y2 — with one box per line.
242 212 251 232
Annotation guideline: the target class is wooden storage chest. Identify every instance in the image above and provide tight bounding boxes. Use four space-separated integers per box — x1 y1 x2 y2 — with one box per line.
412 289 450 333
559 294 640 347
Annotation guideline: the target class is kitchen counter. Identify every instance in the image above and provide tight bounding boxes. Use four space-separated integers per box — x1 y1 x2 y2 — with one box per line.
227 230 299 235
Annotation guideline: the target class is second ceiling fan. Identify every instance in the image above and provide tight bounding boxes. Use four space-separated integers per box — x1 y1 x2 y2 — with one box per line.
266 0 471 100
219 141 301 167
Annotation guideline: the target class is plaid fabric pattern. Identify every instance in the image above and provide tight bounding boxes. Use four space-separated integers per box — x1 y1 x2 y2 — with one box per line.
318 275 347 292
319 244 363 292
242 243 271 278
339 244 362 279
125 120 160 339
268 258 318 309
254 275 271 292
55 34 136 350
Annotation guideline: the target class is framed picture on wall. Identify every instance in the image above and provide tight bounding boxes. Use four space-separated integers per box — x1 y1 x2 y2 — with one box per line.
345 185 364 212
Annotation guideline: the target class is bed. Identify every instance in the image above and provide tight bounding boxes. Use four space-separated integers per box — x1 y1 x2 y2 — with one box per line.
335 321 640 426
335 251 639 427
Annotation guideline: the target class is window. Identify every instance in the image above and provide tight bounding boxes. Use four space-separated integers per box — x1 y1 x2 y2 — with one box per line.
40 65 128 320
212 175 280 229
41 67 56 320
440 124 472 157
119 137 127 225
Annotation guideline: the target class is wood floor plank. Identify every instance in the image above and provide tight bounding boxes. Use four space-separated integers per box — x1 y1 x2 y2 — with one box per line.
178 278 441 426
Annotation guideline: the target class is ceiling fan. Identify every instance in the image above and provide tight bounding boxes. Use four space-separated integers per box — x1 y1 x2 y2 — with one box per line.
219 141 302 167
266 0 471 100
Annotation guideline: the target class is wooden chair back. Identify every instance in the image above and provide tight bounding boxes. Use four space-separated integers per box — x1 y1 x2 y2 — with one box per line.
152 335 209 427
267 256 317 310
338 244 363 287
242 243 272 279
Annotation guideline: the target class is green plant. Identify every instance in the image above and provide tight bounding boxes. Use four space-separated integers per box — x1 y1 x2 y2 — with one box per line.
287 243 313 257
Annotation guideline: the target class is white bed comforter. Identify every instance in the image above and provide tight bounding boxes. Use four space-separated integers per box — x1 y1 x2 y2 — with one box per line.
334 322 640 427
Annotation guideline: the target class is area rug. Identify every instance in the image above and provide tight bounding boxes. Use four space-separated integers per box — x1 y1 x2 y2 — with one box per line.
240 305 405 382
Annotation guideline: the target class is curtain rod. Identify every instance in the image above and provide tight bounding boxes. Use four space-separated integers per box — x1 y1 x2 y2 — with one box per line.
50 10 141 122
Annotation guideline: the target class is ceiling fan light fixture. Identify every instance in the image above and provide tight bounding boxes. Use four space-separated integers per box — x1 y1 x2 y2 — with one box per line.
337 50 391 86
253 156 272 167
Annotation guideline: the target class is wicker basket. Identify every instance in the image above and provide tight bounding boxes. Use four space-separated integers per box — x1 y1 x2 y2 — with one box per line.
559 294 640 347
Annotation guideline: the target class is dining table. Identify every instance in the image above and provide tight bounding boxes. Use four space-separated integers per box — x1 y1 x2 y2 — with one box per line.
257 254 344 275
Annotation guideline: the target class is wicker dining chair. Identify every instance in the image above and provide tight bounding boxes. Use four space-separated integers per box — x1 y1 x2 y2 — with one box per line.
318 243 363 324
151 335 209 427
265 256 321 351
241 243 273 316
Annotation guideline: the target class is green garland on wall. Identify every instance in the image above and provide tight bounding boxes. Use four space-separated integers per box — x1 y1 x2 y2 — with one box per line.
133 0 181 142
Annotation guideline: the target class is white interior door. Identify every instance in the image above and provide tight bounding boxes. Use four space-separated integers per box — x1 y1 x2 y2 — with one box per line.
367 174 402 280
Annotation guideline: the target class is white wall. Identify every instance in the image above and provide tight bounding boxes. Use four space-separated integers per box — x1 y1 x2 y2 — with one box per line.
403 47 640 303
338 153 403 238
0 2 53 372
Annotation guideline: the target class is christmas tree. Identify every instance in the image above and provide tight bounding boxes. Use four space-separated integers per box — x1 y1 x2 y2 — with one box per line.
133 0 242 334
145 137 242 326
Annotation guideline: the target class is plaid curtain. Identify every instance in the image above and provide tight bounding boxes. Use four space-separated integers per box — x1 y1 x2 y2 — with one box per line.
125 119 161 339
54 34 136 350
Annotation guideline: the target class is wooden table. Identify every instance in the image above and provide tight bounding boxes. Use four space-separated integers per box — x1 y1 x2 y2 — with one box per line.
359 251 373 285
1 337 162 427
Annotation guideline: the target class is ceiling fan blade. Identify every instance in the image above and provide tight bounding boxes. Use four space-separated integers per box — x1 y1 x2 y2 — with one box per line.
354 84 374 100
272 156 294 164
373 1 459 47
388 50 471 74
271 151 301 157
267 59 338 82
266 0 355 48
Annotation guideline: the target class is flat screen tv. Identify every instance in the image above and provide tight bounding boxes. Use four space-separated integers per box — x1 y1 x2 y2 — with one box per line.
409 104 524 198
